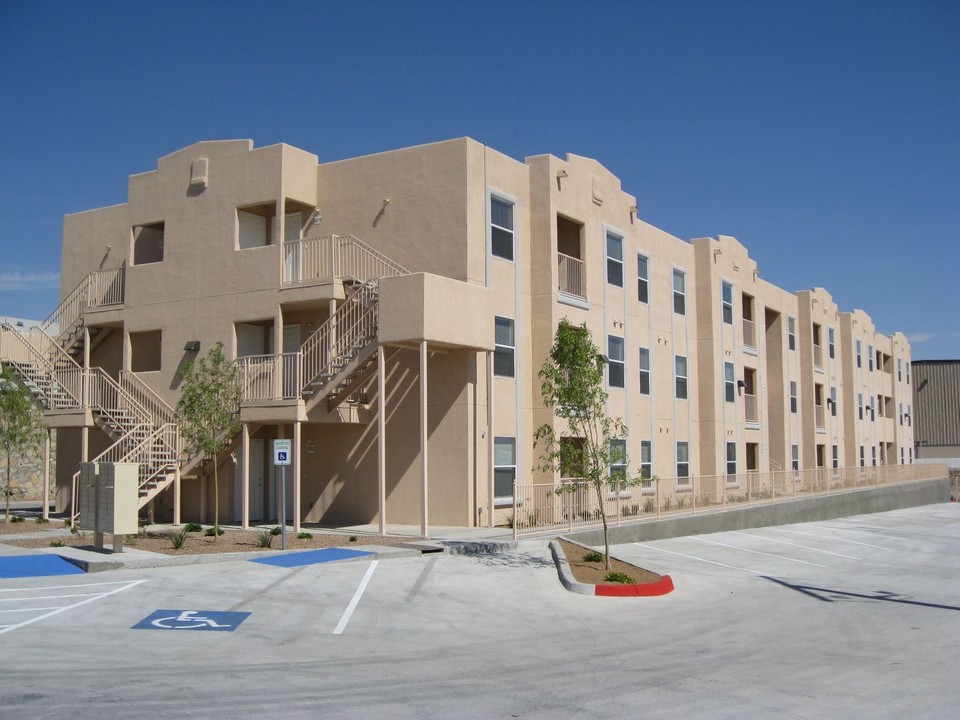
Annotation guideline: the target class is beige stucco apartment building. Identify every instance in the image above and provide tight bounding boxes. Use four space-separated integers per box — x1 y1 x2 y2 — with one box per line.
0 138 917 532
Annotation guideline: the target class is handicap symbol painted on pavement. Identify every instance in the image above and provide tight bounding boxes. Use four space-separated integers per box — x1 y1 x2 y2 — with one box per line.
133 609 251 631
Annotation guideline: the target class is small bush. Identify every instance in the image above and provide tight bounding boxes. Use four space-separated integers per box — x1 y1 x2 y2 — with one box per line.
170 529 188 550
270 526 282 536
348 535 358 543
49 540 64 547
676 495 688 509
256 530 274 548
63 518 72 527
603 571 637 584
10 515 24 523
204 526 225 537
184 522 203 532
582 551 605 563
35 516 49 524
643 498 657 514
296 532 313 540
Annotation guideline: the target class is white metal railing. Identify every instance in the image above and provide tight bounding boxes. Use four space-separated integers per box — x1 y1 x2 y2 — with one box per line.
88 367 152 429
742 318 756 348
237 352 301 402
813 343 823 369
0 323 83 409
815 405 825 429
300 281 379 392
120 370 175 426
40 267 125 340
557 253 586 299
744 393 758 424
511 463 949 538
283 235 408 284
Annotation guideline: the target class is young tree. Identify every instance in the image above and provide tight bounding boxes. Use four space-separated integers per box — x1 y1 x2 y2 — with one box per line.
534 319 641 570
175 342 241 538
0 366 46 522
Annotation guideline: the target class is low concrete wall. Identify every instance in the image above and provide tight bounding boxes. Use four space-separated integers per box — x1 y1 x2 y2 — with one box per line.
568 478 951 547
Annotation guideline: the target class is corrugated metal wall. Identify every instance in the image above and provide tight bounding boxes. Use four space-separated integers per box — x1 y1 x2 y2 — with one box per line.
913 361 960 446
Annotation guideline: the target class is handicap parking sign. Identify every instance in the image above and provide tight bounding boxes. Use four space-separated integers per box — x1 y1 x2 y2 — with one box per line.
133 609 251 631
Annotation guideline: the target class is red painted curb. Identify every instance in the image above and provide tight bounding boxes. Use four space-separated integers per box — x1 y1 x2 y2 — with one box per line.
595 574 674 597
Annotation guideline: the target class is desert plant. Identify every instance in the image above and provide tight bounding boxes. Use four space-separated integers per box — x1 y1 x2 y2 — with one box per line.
643 497 657 514
34 516 48 524
10 515 24 523
603 571 637 584
270 526 282 536
204 526 225 537
256 530 274 548
296 532 313 540
663 496 673 511
49 540 64 547
676 495 687 509
583 551 604 563
0 366 46 522
184 522 203 532
348 535 358 543
170 528 188 549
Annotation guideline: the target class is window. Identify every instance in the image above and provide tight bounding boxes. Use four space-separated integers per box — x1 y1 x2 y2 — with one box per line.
493 437 516 504
792 445 799 472
909 447 913 463
828 327 836 360
637 254 649 303
871 446 877 466
907 404 912 426
859 446 865 468
493 317 515 377
832 445 839 469
129 330 162 372
858 393 863 420
638 347 650 395
790 381 798 414
676 441 689 482
899 402 903 426
132 221 165 265
869 396 875 421
868 345 874 371
856 340 862 368
608 336 624 388
906 362 911 385
787 317 796 351
640 440 652 491
606 232 623 287
830 386 837 417
900 447 904 464
726 442 737 477
609 439 627 495
724 362 735 403
490 197 514 261
675 355 688 399
721 282 733 325
673 269 686 315
897 358 902 382
237 204 276 249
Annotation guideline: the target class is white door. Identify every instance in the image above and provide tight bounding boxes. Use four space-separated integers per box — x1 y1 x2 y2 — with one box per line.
233 438 265 523
283 212 302 282
282 324 301 398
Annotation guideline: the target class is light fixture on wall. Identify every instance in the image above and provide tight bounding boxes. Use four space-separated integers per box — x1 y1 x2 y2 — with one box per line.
737 379 746 396
184 340 200 352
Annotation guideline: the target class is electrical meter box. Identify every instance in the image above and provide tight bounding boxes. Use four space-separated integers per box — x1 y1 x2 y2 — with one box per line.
78 462 140 536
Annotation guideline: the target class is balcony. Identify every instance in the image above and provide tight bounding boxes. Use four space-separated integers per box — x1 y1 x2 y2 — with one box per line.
815 404 825 429
557 253 585 300
742 318 756 349
744 393 759 424
813 343 823 370
282 234 407 285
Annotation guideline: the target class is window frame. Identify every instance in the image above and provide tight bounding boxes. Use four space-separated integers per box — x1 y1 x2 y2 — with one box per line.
828 327 836 360
726 441 737 478
675 355 688 400
724 362 735 403
606 231 623 288
640 440 653 493
672 269 686 316
493 436 517 506
608 438 629 498
607 335 625 389
490 195 515 262
790 381 798 414
721 281 733 325
637 254 649 303
787 316 796 351
493 316 515 378
676 441 690 486
638 347 650 395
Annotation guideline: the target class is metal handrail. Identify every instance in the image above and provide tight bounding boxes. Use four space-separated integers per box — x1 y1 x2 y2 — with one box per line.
283 234 408 284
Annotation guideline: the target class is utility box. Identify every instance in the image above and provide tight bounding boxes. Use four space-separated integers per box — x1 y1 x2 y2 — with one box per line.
78 462 140 551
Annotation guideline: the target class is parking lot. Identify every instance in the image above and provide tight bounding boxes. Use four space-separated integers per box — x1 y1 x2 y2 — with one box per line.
1 503 958 719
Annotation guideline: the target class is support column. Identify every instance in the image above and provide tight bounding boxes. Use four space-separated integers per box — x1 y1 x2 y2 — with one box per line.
241 423 250 529
487 350 495 528
42 429 50 521
173 465 181 525
274 308 284 400
377 345 386 536
293 420 301 533
82 326 91 408
420 340 429 539
200 476 208 523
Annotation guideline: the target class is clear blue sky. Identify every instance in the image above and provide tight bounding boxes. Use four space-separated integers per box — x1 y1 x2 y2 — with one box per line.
1 0 957 358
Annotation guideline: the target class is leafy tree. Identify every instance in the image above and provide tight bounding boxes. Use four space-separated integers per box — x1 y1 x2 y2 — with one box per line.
175 342 241 538
0 366 46 522
534 319 642 570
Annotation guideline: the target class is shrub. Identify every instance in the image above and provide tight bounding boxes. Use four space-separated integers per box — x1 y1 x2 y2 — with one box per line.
35 516 49 524
49 540 64 547
270 526 282 536
643 498 657 514
63 518 72 527
348 535 358 543
10 515 24 523
676 495 688 509
256 530 274 548
184 522 203 532
204 526 224 537
170 529 188 550
603 571 637 584
296 532 313 540
582 551 605 563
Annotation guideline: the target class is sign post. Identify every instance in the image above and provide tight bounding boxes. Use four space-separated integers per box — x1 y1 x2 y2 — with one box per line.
273 439 292 550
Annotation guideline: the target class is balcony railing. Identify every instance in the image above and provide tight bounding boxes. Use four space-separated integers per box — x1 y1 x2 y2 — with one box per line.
742 318 756 348
815 404 825 429
557 253 585 300
40 267 125 339
283 234 408 285
744 393 758 424
237 352 301 403
813 343 823 369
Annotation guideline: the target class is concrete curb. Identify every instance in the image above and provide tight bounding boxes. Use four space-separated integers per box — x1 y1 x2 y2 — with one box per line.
549 539 675 598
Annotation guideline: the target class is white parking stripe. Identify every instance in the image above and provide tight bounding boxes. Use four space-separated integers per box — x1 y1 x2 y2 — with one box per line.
0 580 140 593
769 527 890 550
729 531 860 559
691 537 827 567
635 543 766 575
0 579 147 636
333 560 378 635
0 593 108 603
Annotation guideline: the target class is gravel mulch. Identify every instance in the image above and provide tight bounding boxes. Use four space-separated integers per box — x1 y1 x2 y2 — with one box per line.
557 538 663 585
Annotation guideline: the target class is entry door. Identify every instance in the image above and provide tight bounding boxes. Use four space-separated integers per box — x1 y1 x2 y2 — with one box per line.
283 212 302 282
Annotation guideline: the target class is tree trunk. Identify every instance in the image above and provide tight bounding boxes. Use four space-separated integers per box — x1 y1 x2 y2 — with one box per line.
213 457 220 541
4 457 10 522
596 483 611 571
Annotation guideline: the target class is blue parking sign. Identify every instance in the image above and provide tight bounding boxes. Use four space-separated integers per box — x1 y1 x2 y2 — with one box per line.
133 610 251 631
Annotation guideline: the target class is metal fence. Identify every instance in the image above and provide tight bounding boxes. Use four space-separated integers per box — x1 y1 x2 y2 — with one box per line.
511 463 950 538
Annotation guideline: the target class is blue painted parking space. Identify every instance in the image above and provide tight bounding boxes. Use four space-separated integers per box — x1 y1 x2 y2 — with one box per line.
0 555 85 579
249 547 374 568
